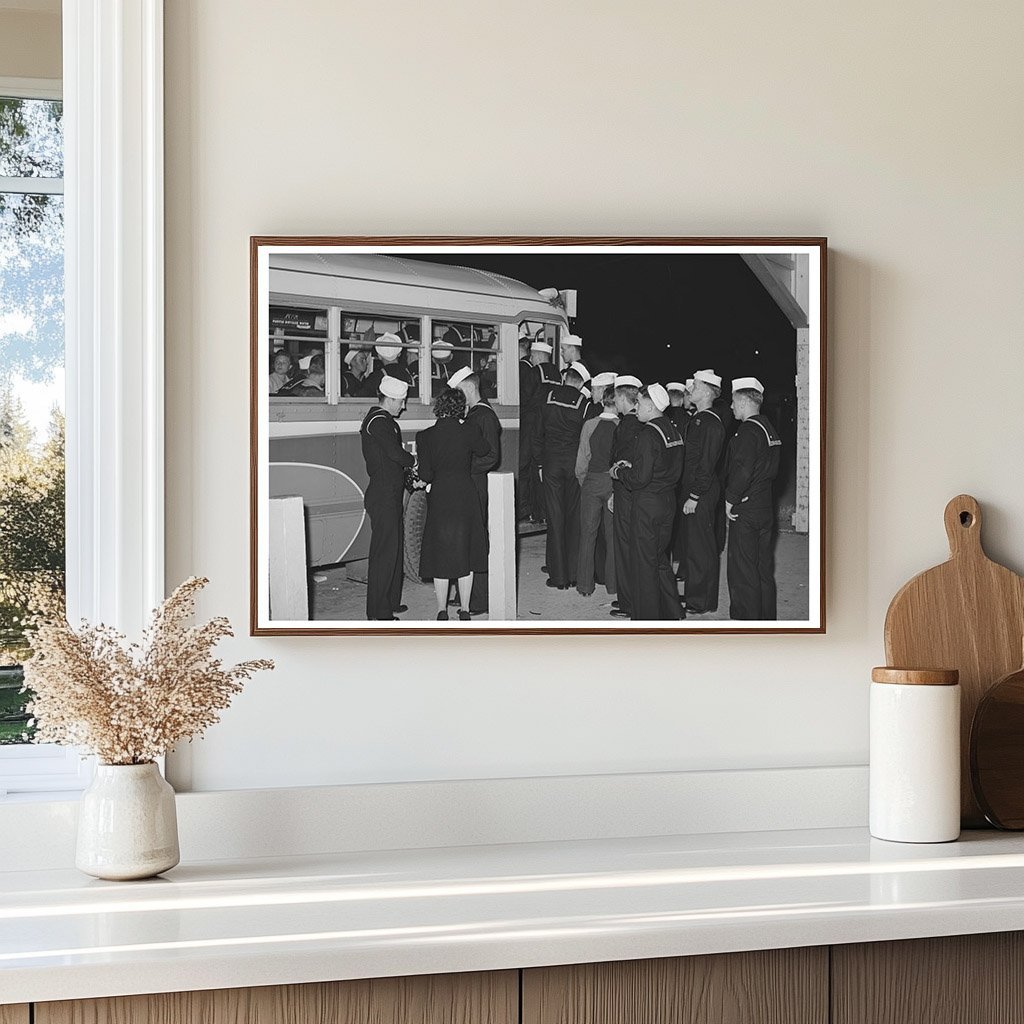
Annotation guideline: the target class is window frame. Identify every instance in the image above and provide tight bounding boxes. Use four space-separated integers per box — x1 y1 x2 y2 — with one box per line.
0 0 165 799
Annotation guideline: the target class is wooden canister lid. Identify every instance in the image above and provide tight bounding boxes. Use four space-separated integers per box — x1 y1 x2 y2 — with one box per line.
871 667 960 686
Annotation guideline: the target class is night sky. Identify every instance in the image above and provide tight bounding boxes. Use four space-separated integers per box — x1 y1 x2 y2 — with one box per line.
411 253 797 394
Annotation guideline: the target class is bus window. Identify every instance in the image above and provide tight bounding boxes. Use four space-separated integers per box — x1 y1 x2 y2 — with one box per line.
269 305 328 400
342 315 422 399
432 320 499 400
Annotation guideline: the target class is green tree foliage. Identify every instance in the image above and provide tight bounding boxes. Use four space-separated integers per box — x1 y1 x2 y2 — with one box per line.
0 97 64 385
0 390 65 664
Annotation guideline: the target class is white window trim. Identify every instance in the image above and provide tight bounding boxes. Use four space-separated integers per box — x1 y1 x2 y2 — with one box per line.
0 2 165 798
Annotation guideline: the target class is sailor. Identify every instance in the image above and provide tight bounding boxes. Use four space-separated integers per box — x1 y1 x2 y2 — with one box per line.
276 352 325 397
519 338 559 523
725 377 782 620
607 374 643 618
569 360 591 393
360 333 415 397
680 369 727 614
559 332 583 368
359 376 415 621
342 348 370 396
451 365 501 614
665 382 691 432
430 337 454 390
517 334 537 521
682 378 696 414
575 385 619 597
614 384 685 620
587 371 617 420
533 362 589 588
530 337 561 389
665 381 690 576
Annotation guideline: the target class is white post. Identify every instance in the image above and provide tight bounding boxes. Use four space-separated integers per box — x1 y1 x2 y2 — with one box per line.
487 473 517 621
269 496 309 621
64 0 164 632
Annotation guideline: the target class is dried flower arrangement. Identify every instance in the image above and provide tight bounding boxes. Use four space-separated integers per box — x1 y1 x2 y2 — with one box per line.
22 577 273 765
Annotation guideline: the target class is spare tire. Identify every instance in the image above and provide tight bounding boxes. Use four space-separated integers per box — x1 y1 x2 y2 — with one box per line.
403 488 428 582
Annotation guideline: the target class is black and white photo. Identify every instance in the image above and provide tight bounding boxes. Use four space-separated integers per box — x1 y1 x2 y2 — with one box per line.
251 238 826 634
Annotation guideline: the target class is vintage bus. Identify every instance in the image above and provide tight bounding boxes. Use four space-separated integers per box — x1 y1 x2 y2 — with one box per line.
265 252 571 575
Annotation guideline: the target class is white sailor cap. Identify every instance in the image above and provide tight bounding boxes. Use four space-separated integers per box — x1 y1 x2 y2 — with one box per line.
379 375 409 399
614 374 642 388
666 381 687 392
297 354 313 371
431 340 453 358
569 361 591 383
732 376 765 394
591 371 616 388
685 378 694 390
344 350 361 366
375 333 403 360
448 365 474 388
530 339 553 353
646 383 670 412
562 333 583 349
694 368 722 388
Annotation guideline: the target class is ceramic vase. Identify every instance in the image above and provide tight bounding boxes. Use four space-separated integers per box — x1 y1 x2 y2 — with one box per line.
75 762 180 880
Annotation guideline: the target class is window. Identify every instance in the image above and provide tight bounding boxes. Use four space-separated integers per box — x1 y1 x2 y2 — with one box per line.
432 320 499 400
0 90 65 750
341 314 421 400
268 305 328 401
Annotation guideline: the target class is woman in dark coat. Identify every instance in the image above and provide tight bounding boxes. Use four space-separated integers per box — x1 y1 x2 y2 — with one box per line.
416 388 491 620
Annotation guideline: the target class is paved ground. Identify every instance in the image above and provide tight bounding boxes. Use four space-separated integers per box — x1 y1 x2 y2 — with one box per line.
309 528 809 623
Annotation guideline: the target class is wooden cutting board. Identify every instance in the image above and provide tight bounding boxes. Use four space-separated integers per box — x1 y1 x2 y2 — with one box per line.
884 494 1024 827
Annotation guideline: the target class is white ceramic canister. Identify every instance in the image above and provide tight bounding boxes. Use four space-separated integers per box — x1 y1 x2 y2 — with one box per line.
76 762 181 880
870 667 961 843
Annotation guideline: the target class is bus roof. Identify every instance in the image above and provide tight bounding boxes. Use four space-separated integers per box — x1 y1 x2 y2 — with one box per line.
269 252 568 325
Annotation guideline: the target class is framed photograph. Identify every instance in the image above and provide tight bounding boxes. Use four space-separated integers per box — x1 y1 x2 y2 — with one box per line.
250 237 826 635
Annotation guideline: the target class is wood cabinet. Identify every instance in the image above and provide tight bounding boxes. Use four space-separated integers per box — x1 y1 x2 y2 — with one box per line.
522 948 828 1024
832 932 1024 1024
17 933 1024 1024
35 972 517 1024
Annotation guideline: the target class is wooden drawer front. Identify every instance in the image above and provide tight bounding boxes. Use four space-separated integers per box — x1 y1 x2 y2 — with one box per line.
832 933 1024 1024
0 1007 29 1024
523 948 828 1024
36 971 518 1024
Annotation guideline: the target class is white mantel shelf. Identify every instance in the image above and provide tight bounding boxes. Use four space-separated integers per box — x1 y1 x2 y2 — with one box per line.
4 825 1024 1004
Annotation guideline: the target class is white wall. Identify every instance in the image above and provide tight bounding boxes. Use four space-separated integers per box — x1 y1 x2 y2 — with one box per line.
164 0 1024 791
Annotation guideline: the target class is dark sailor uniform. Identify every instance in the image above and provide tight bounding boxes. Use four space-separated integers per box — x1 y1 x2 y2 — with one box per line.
464 400 502 612
533 383 587 586
610 411 644 616
681 408 726 613
359 406 415 620
361 362 415 400
517 357 537 520
666 406 691 576
518 360 560 522
725 413 782 620
620 415 685 620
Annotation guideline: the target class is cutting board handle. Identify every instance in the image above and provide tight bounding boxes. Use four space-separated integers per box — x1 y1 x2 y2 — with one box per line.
944 494 983 559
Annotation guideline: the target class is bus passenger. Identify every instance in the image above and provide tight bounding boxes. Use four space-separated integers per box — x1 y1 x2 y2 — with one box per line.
268 351 294 394
361 334 414 396
343 349 370 396
277 353 325 397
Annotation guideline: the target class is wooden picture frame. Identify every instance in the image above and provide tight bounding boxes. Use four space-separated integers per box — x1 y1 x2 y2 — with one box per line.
251 237 827 635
